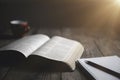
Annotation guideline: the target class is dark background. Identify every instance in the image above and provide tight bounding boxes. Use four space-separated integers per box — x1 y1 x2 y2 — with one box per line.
0 0 120 38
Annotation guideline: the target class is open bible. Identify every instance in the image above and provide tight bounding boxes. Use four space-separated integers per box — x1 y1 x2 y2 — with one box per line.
0 34 84 71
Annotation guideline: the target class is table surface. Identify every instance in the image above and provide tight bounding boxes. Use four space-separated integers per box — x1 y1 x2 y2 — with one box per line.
0 27 120 80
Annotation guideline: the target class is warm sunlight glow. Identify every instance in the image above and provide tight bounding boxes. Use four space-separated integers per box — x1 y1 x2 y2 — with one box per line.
116 0 120 3
115 0 120 6
81 0 120 38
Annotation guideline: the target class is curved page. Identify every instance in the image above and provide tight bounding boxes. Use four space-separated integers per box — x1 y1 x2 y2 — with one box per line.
30 36 84 71
0 34 50 57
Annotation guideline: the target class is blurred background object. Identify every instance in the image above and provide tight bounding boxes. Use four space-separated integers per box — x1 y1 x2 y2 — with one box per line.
10 20 30 37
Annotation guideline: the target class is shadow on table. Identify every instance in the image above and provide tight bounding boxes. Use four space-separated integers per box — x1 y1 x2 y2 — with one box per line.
0 34 19 40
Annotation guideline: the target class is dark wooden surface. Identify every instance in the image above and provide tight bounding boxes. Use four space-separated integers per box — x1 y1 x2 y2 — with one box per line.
0 27 120 80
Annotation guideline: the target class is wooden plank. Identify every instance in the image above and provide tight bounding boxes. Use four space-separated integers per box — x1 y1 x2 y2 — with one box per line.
50 73 61 80
2 67 38 80
62 69 88 80
3 66 61 80
95 38 120 56
0 67 10 80
29 27 63 37
29 27 51 36
72 35 103 58
61 27 73 39
108 40 120 57
45 27 62 37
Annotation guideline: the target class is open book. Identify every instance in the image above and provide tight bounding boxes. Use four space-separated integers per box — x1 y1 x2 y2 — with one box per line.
0 34 84 71
77 56 120 80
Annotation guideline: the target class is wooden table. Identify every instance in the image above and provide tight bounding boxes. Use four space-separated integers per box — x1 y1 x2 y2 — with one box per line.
0 27 120 80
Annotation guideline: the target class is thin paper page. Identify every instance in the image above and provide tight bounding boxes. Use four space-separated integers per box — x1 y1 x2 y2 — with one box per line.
32 36 82 61
78 56 120 80
0 34 50 57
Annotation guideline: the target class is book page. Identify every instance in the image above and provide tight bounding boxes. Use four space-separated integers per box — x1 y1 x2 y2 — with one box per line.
0 34 50 57
78 56 120 80
31 36 84 70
